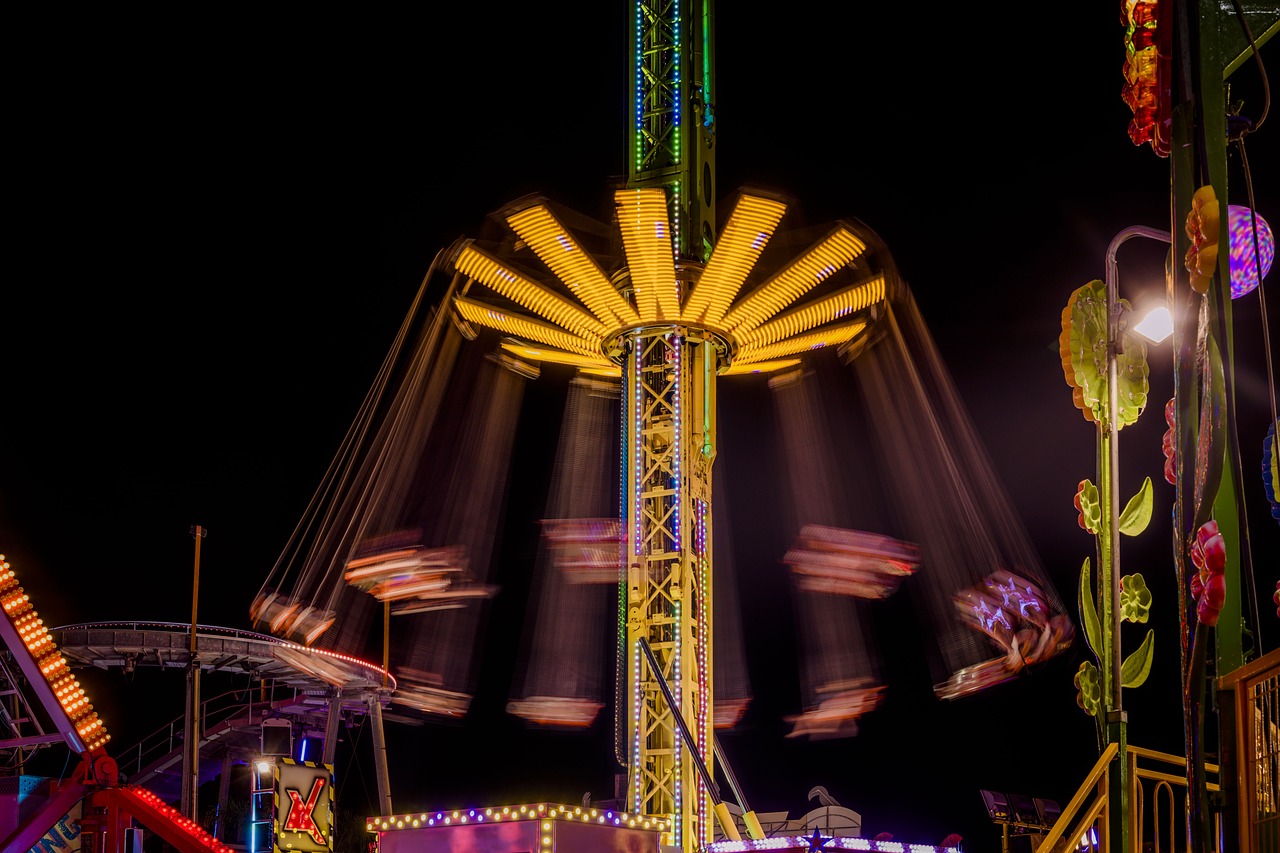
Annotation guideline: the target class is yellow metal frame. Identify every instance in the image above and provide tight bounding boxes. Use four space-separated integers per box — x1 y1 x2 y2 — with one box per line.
448 184 886 853
1036 743 1223 853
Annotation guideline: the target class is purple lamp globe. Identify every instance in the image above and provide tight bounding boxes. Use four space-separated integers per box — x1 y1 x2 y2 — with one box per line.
1228 204 1274 298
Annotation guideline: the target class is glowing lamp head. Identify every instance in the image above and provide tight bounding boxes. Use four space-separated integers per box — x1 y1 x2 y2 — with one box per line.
1228 204 1274 298
1132 306 1173 344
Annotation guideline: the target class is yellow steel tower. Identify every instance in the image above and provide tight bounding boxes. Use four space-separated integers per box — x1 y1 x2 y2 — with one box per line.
443 3 885 851
449 191 881 852
622 2 718 846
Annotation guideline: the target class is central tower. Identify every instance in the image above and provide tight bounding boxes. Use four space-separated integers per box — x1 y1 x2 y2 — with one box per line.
622 2 718 847
628 0 716 262
442 4 880 849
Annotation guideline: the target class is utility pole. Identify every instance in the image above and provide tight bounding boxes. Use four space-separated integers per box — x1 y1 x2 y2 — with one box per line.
182 525 208 823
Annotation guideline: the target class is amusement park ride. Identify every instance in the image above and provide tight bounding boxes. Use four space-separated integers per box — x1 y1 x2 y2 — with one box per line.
245 0 1073 849
0 545 407 853
4 2 1279 853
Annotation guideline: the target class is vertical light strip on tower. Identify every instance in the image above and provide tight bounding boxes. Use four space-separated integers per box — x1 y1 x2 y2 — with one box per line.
628 328 685 845
631 0 696 258
672 333 684 844
672 6 682 256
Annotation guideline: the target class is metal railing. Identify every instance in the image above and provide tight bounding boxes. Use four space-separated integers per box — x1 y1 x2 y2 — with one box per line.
1035 743 1221 853
114 680 306 783
1037 646 1280 853
1221 646 1280 853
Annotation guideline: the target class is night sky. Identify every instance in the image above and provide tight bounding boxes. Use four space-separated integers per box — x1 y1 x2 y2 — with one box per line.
5 5 1280 851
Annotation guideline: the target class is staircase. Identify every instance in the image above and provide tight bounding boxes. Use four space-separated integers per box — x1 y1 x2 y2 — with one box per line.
116 682 327 803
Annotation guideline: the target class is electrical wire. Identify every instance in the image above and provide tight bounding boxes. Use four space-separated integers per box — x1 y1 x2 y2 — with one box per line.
1228 137 1274 653
1233 138 1278 429
1229 0 1271 134
1220 0 1274 652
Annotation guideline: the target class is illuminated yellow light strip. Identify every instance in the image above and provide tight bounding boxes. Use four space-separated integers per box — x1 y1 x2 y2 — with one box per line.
500 341 617 372
366 803 670 833
719 358 802 375
456 244 605 339
615 188 678 322
722 226 866 335
0 555 111 753
507 206 640 327
734 319 867 363
736 273 885 350
577 365 623 378
454 296 601 356
681 194 787 326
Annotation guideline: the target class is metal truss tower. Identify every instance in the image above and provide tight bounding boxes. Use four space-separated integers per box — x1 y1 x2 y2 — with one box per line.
443 4 882 851
623 3 718 847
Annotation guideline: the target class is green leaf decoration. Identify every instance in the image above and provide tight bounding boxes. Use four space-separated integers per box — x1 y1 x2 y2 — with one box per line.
1061 281 1107 423
1079 557 1101 657
1121 628 1155 688
1119 476 1154 536
1115 313 1151 430
1120 573 1152 623
1059 280 1151 428
1075 660 1101 716
1192 332 1227 533
1076 479 1101 534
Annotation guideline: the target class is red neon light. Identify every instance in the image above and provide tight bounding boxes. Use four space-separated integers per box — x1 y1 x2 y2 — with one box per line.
284 777 329 845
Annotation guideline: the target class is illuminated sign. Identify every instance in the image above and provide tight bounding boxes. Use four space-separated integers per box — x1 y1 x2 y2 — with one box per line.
28 802 81 853
274 759 333 853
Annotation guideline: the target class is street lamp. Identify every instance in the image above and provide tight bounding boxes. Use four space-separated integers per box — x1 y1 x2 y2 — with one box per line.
1102 225 1172 852
1104 224 1172 721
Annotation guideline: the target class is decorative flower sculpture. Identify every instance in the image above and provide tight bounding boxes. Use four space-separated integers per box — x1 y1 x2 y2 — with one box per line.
1120 574 1153 623
1074 480 1101 532
1059 279 1150 426
1074 660 1101 716
1189 520 1227 626
1185 184 1220 294
1161 397 1177 485
1059 283 1156 734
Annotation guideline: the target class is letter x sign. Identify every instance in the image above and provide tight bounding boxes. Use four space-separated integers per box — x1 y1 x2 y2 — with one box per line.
283 777 329 846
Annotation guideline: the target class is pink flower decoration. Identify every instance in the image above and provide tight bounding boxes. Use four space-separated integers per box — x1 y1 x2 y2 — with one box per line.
1162 397 1177 485
1190 520 1226 626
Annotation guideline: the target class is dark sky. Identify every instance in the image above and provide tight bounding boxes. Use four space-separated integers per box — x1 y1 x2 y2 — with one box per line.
5 5 1280 851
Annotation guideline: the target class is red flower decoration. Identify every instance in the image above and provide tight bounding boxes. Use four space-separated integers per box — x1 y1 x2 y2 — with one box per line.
1190 520 1226 626
1161 397 1177 485
1273 580 1279 620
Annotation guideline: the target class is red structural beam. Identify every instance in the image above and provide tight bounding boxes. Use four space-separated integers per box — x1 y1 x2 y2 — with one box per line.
80 786 234 853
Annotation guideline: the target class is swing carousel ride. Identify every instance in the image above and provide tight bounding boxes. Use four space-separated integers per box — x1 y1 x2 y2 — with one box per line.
248 4 1076 853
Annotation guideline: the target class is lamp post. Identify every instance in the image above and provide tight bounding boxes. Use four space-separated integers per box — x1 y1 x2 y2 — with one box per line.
183 525 208 823
1103 225 1171 849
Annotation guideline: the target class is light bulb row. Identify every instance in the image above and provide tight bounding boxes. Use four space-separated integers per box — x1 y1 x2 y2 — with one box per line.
131 787 235 852
0 556 111 751
367 802 668 833
710 840 951 853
